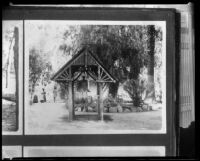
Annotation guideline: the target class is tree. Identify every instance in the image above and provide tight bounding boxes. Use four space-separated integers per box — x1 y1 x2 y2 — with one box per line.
40 61 53 88
58 26 82 57
29 47 46 100
145 25 163 102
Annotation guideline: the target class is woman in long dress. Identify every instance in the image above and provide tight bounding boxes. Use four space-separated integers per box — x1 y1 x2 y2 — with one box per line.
41 88 46 102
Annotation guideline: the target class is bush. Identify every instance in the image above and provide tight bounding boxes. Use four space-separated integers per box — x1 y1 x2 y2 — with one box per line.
103 94 117 108
123 79 145 107
74 97 97 112
74 98 87 104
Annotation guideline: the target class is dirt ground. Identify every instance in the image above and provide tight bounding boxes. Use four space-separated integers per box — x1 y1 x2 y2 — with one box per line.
26 102 162 134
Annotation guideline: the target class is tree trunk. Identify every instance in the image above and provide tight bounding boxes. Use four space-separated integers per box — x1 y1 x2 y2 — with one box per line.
146 25 156 101
31 83 35 101
97 82 103 120
5 68 8 88
68 81 73 121
108 81 119 99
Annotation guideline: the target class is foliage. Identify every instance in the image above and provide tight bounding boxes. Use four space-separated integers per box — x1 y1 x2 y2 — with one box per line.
29 47 46 96
74 98 87 104
40 62 53 87
29 46 54 97
59 82 68 99
123 79 146 107
103 94 118 108
80 25 149 81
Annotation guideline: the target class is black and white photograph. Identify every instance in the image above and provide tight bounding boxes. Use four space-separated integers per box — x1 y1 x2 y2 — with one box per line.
2 21 23 135
24 21 166 134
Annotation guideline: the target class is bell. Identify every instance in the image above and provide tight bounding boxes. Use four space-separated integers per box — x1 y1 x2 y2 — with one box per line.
77 76 90 92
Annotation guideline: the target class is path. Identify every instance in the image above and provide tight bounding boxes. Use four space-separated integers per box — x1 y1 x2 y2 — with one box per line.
26 102 162 134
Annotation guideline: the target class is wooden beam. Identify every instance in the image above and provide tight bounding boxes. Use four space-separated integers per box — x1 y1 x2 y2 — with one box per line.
90 70 98 78
68 81 73 121
59 75 66 79
73 72 82 81
97 82 103 121
55 79 72 81
87 71 98 80
98 65 100 80
63 71 69 78
88 50 115 82
68 67 73 121
103 78 112 81
100 66 115 82
72 81 75 118
102 74 109 80
96 80 114 83
100 67 104 78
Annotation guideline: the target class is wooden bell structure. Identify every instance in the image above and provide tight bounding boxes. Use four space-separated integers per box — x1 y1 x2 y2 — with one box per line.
51 47 116 121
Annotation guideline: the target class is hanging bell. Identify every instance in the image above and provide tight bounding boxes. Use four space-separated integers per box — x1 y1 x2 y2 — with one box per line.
77 76 90 92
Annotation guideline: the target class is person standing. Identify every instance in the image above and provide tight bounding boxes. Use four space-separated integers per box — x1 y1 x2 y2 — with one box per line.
41 88 46 102
53 86 57 103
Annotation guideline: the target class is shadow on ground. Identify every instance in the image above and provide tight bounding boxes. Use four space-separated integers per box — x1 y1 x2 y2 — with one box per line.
103 114 113 122
59 113 113 122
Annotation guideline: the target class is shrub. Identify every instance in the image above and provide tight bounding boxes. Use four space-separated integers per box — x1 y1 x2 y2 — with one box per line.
123 79 145 107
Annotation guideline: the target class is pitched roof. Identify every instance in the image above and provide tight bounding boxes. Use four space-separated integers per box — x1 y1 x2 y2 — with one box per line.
51 47 116 83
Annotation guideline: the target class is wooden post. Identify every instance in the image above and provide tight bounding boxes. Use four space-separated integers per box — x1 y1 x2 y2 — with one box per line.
68 66 74 121
72 81 75 118
97 82 103 120
68 81 73 121
97 82 100 119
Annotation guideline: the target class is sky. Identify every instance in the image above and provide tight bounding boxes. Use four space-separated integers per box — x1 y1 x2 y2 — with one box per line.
25 21 74 72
